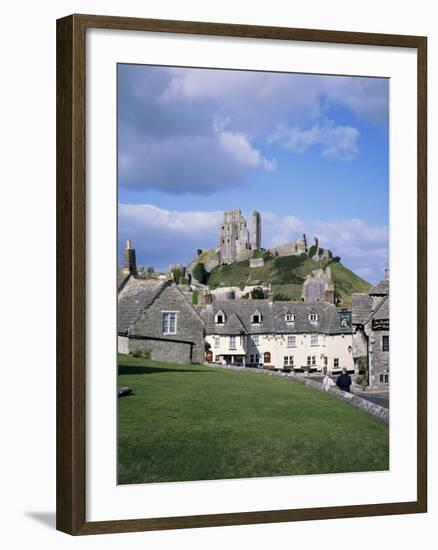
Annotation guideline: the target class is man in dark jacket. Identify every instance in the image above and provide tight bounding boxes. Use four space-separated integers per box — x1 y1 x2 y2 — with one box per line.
336 368 352 392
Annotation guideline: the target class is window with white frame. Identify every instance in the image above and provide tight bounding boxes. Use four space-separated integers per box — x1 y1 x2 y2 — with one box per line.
307 356 316 366
252 334 260 345
333 357 339 368
162 312 177 334
309 312 318 322
251 311 261 324
287 335 296 348
250 353 260 364
284 356 294 366
311 334 319 346
229 336 236 350
214 336 220 348
215 355 220 362
285 313 295 322
215 310 225 324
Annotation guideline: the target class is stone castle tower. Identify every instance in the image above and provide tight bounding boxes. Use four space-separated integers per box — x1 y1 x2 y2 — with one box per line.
123 239 137 275
219 209 261 264
252 211 261 249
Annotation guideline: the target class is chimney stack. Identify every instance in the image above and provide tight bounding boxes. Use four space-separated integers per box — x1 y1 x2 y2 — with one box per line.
384 268 390 281
124 239 137 275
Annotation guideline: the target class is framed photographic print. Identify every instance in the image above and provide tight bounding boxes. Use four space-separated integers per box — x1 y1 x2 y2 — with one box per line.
56 14 427 535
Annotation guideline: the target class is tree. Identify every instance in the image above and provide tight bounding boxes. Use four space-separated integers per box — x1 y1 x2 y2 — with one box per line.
251 287 265 299
171 267 183 284
192 262 207 284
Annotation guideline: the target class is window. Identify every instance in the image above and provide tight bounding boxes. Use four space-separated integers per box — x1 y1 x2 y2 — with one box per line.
287 335 296 348
252 335 259 345
264 351 271 363
162 312 177 334
284 356 294 366
215 310 225 324
285 313 295 322
379 373 389 383
309 312 318 322
251 311 261 324
250 353 260 364
214 337 220 348
307 356 316 366
311 334 319 346
312 356 316 366
382 335 389 352
333 358 339 368
215 355 220 362
229 336 236 350
324 356 328 367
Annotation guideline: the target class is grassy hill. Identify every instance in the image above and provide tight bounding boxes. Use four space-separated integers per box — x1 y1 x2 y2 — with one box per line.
206 253 370 306
118 356 388 484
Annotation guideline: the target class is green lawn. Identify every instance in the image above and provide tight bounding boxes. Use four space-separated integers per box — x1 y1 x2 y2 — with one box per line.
118 355 389 484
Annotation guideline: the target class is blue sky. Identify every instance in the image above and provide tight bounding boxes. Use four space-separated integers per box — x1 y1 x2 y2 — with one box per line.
118 64 389 284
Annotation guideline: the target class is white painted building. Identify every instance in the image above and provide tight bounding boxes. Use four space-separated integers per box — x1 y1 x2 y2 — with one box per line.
201 300 354 373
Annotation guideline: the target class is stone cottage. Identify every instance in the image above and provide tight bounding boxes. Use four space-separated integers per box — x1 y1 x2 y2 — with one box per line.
117 241 205 364
352 269 390 388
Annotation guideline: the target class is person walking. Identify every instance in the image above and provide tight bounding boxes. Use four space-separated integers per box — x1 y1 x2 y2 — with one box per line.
336 367 352 392
322 370 336 392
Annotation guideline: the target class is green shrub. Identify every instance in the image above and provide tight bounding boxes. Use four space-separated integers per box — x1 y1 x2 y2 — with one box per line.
262 250 273 262
251 287 265 299
308 245 317 258
192 290 199 305
171 267 183 284
273 293 290 301
130 350 150 359
192 262 207 284
180 277 189 285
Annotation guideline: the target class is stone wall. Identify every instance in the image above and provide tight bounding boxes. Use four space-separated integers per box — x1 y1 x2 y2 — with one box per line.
127 337 194 364
369 330 389 387
118 335 130 355
250 257 264 268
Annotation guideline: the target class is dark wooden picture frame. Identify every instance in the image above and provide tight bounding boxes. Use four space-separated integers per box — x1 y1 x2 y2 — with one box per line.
57 13 427 535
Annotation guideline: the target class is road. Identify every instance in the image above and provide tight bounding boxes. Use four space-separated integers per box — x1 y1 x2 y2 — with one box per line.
309 375 389 409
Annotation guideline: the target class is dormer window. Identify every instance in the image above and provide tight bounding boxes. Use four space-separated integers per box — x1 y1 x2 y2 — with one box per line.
285 313 295 323
215 310 226 325
251 310 262 324
309 312 318 322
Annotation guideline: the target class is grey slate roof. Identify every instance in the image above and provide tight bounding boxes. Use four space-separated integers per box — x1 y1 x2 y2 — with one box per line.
200 300 352 335
118 279 165 334
117 269 130 292
201 301 275 335
369 279 389 296
351 293 373 325
373 295 389 320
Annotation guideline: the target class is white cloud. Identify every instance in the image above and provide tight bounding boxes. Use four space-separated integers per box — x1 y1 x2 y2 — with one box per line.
269 121 360 161
259 212 304 248
161 68 388 128
310 218 389 283
119 204 222 271
214 119 276 172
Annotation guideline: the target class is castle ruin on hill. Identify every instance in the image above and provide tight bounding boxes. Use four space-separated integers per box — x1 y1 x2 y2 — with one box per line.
217 209 329 265
219 209 261 264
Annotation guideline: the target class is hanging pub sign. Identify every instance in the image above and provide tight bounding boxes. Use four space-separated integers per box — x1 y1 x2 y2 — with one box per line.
372 318 390 331
339 310 352 328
